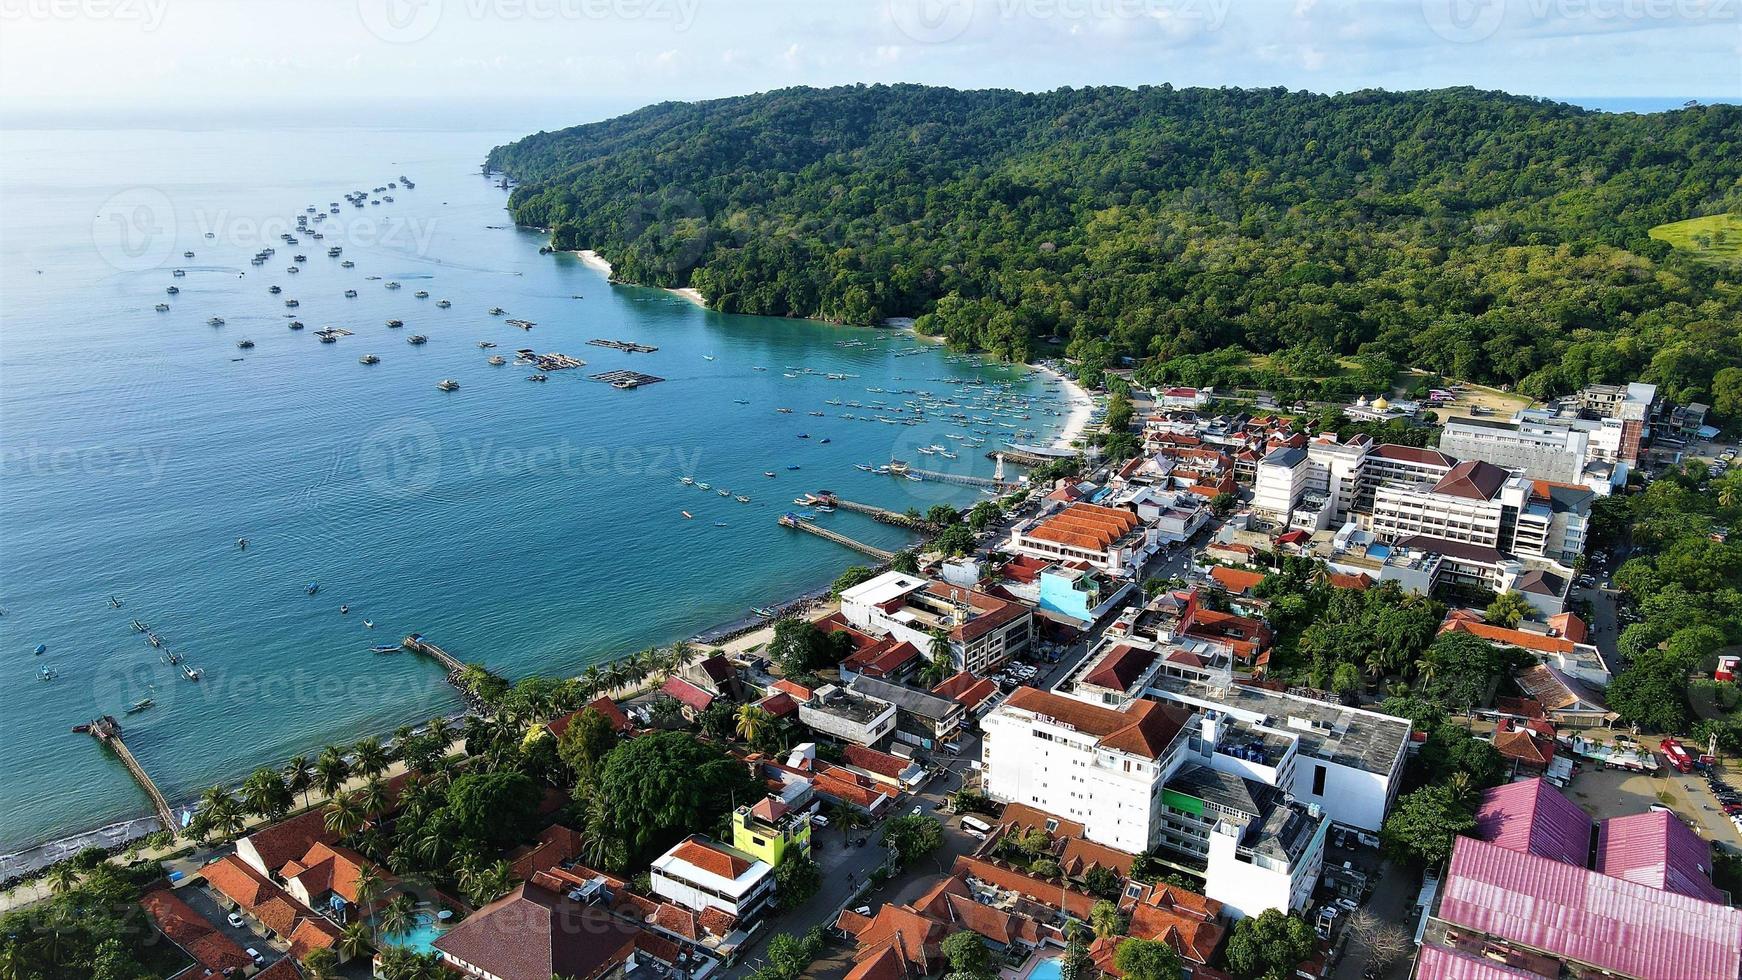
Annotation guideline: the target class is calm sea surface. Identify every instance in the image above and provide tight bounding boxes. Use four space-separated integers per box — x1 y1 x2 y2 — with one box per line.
0 128 1068 851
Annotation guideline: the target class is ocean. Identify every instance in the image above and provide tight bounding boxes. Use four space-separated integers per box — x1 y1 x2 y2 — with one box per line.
0 127 1069 852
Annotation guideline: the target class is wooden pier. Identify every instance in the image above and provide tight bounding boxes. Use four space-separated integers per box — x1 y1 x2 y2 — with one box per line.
890 463 1021 491
779 514 897 561
811 492 940 532
402 634 465 673
986 447 1059 467
82 716 178 838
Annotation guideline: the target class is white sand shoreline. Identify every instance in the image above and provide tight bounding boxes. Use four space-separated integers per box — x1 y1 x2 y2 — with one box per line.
574 249 706 308
575 248 614 277
1037 362 1096 451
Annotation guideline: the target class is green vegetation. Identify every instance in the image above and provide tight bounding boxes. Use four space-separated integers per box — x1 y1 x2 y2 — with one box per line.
0 863 188 980
1254 560 1444 689
941 930 995 980
1114 938 1183 980
490 84 1742 412
1225 908 1318 980
880 813 944 865
1381 784 1479 867
1650 213 1742 266
746 927 829 980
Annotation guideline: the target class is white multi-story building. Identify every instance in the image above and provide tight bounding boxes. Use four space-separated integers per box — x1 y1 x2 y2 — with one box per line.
839 571 1033 675
981 662 1409 918
1440 416 1589 486
650 835 775 925
795 684 896 746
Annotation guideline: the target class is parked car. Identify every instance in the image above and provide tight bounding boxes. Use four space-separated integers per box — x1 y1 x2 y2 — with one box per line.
245 948 265 967
227 912 246 929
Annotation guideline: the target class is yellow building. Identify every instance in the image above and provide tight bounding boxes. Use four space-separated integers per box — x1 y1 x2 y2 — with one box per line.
732 796 812 867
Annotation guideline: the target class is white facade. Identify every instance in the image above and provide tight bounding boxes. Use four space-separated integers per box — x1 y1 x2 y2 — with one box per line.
840 570 1032 674
1253 448 1310 519
796 685 896 746
1204 816 1328 920
1440 417 1588 485
650 837 775 923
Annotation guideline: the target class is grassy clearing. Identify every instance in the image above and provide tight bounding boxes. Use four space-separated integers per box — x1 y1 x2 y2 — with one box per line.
1650 213 1742 265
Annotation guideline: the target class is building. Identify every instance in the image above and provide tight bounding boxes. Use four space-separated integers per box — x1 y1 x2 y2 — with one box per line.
649 835 776 925
839 571 1034 675
849 674 965 748
1416 778 1742 980
1439 415 1595 488
1008 502 1164 575
841 742 927 791
732 795 812 867
796 683 896 746
1439 610 1609 686
433 880 662 980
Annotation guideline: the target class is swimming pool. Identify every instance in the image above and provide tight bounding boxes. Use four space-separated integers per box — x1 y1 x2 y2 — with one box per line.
1026 957 1064 980
379 910 446 954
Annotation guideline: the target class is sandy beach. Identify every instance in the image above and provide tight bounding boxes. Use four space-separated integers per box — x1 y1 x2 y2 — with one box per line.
666 286 706 308
575 248 614 277
1038 363 1096 450
574 249 706 309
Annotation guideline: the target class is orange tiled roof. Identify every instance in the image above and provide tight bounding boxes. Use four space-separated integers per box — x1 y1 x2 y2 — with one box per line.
202 853 273 909
668 838 751 880
1440 619 1575 655
286 915 340 959
1003 687 1191 760
1209 566 1266 594
931 671 999 710
141 888 253 974
998 802 1085 840
952 854 1098 918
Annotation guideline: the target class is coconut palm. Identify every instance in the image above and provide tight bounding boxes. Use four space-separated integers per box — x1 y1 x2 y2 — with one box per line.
391 725 416 761
352 736 389 780
337 920 373 961
410 822 451 871
324 792 367 838
426 715 452 747
580 664 605 700
735 704 773 744
45 862 78 895
377 892 416 938
359 776 391 821
352 864 385 918
465 859 514 905
284 754 314 809
315 747 351 798
242 766 293 821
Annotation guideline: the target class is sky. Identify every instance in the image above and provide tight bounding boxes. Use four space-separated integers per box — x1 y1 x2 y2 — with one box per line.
1 0 1737 130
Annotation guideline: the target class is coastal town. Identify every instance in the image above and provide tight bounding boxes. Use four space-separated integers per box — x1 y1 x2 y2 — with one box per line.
9 368 1740 980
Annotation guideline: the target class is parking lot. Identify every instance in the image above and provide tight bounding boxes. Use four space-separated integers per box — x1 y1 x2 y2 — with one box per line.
174 879 288 973
1565 763 1742 850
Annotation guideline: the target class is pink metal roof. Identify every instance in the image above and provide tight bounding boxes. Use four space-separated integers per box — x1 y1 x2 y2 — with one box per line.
1597 811 1725 904
1474 778 1592 867
1439 837 1742 980
1414 945 1541 980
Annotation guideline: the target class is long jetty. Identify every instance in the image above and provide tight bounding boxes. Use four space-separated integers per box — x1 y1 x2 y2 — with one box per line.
779 514 897 561
811 492 938 532
897 466 1021 491
987 447 1061 467
403 633 465 673
82 716 178 837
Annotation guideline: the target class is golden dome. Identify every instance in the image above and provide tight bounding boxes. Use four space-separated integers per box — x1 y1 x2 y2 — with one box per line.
1373 395 1390 410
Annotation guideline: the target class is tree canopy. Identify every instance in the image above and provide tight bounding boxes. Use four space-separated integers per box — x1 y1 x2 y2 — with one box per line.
491 84 1742 412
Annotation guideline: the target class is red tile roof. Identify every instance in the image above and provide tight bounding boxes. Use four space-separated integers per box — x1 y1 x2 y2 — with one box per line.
1493 726 1556 769
1548 612 1589 644
548 697 633 738
433 882 646 980
667 837 752 880
998 802 1085 840
285 915 340 959
1440 618 1577 655
1003 687 1191 760
659 675 714 712
238 807 336 878
282 841 390 906
771 678 814 701
202 853 274 909
1433 459 1510 501
1082 643 1160 692
141 888 253 974
509 824 587 881
813 765 900 810
1209 566 1266 594
756 691 800 718
843 639 922 677
931 671 999 710
843 743 913 781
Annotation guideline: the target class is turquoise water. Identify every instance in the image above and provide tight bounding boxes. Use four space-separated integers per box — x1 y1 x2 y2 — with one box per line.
0 128 1068 851
1028 957 1064 980
379 911 446 954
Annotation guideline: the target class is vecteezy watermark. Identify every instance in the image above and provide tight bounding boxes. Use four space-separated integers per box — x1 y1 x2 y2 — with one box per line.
0 0 168 30
888 0 1231 44
189 208 443 257
356 0 701 43
91 187 177 274
1423 0 1736 43
355 417 706 499
1 440 173 486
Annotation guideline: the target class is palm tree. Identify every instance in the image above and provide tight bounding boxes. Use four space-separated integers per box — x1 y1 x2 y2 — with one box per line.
352 864 385 919
45 862 78 895
377 892 415 938
467 859 513 905
315 747 351 798
352 736 389 780
410 822 451 871
580 664 605 700
242 766 292 821
337 920 373 961
391 725 416 761
284 755 314 809
359 777 391 822
735 704 773 744
1448 771 1477 807
325 793 367 838
426 715 452 748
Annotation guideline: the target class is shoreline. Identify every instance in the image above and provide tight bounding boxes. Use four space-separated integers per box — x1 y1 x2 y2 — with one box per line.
1036 362 1096 451
572 249 706 309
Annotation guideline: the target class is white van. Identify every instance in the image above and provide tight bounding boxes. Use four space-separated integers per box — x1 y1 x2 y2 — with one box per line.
961 816 993 839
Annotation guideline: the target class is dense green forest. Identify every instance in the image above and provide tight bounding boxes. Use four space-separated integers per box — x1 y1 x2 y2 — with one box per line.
488 84 1742 405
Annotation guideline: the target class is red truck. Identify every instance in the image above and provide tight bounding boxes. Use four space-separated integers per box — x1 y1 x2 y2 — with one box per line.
1660 738 1693 773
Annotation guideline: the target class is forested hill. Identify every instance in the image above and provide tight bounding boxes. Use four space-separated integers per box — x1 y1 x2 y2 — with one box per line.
488 84 1742 406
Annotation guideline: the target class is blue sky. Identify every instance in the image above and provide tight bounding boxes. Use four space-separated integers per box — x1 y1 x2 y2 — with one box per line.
1 0 1736 128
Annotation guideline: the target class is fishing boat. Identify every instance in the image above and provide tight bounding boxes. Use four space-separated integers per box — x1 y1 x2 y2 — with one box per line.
339 605 350 614
182 665 202 682
39 667 55 682
764 471 776 478
703 355 715 361
268 285 282 294
409 335 428 345
697 482 711 490
371 644 401 654
414 290 429 299
713 521 729 527
237 339 254 349
527 374 548 382
131 619 147 632
109 596 123 608
341 260 355 268
797 433 809 440
436 299 451 308
488 355 506 366
776 408 793 414
155 303 170 312
437 378 459 391
345 289 358 298
166 285 179 295
682 511 693 519
386 281 401 289
33 643 47 656
125 698 155 714
820 438 831 444
737 495 751 503
306 582 320 595
183 250 194 258
792 496 812 506
478 341 497 348
488 307 505 315
786 465 801 471
386 319 404 328
360 354 380 365
680 477 695 485
207 316 225 326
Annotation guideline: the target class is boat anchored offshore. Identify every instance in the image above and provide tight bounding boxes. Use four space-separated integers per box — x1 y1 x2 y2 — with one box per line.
437 378 460 391
126 698 155 714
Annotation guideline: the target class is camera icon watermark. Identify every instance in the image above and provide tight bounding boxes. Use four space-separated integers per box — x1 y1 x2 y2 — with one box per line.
92 187 177 273
1421 0 1507 41
357 0 444 43
888 0 977 42
358 417 445 500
